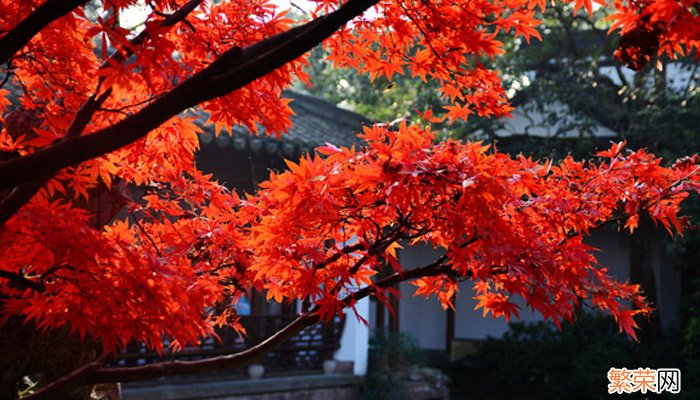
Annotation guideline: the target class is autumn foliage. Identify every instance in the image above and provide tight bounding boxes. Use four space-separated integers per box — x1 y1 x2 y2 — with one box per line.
252 126 699 338
1 0 700 397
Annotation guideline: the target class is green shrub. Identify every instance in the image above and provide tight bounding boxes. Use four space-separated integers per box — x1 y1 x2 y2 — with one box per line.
361 329 425 400
447 312 682 400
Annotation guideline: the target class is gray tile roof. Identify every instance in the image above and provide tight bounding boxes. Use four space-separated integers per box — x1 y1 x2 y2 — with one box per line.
198 90 370 158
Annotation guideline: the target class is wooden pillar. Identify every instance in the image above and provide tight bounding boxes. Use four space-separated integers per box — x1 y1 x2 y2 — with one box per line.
375 299 385 329
445 297 455 355
389 287 400 333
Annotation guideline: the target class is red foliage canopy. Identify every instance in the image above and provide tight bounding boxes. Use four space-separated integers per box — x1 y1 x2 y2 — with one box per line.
0 0 699 396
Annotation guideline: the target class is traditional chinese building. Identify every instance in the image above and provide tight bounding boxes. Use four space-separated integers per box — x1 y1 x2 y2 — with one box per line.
195 90 373 376
120 91 373 400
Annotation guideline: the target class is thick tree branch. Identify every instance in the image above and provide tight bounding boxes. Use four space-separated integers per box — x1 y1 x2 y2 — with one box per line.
0 0 88 66
0 90 112 227
0 0 203 227
0 183 43 227
0 0 380 190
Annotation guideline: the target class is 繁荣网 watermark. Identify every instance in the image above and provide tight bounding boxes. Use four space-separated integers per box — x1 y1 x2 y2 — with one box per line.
608 367 681 394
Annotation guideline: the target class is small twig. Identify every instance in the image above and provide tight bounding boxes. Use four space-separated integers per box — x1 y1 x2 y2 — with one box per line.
0 70 12 89
40 264 76 283
130 212 163 258
290 2 310 16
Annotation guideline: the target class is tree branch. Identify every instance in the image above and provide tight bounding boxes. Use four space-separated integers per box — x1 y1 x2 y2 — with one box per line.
0 89 113 227
340 255 454 306
0 0 204 227
314 242 367 271
0 0 380 190
0 269 45 292
25 313 319 399
0 182 42 226
24 241 472 400
92 0 203 94
130 212 163 258
0 0 88 66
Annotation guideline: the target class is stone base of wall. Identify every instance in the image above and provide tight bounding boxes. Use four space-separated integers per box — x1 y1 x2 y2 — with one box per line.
122 374 360 400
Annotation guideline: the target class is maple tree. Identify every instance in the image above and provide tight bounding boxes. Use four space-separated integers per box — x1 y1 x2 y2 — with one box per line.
1 0 700 398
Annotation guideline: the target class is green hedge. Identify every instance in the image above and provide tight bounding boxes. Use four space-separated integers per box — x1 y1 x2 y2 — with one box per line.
446 312 689 400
